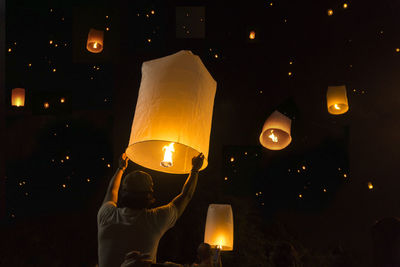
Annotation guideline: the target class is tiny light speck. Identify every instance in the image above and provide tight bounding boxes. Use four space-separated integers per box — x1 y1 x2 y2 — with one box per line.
61 159 64 163
44 102 50 109
65 156 69 160
52 68 56 72
270 2 273 6
147 38 152 43
302 166 306 170
299 194 303 198
107 164 111 168
60 98 65 103
28 63 32 67
344 174 347 178
327 9 333 16
106 27 110 31
49 40 53 44
297 169 300 173
396 48 400 53
8 48 11 52
323 188 327 192
62 184 66 188
230 157 234 162
214 54 219 58
106 15 109 19
288 72 292 76
151 10 155 15
224 177 228 181
343 3 348 9
87 178 91 182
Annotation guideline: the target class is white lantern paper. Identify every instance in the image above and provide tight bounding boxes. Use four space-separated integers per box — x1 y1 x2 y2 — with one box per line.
259 110 292 150
11 88 25 107
204 204 234 251
327 85 349 115
126 50 217 174
86 28 104 53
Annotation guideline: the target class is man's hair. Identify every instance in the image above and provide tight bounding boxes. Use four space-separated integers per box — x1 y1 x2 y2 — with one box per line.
117 171 155 209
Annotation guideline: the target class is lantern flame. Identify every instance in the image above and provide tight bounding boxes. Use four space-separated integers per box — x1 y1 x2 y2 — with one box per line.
334 104 341 110
249 31 256 40
269 130 278 143
93 42 98 49
161 143 175 167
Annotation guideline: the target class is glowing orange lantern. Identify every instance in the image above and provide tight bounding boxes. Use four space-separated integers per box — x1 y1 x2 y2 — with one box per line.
327 85 349 115
86 28 104 53
11 88 25 107
259 110 292 150
204 204 234 251
126 50 217 174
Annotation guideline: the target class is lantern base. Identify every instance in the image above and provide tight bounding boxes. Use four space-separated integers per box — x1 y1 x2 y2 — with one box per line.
126 140 207 174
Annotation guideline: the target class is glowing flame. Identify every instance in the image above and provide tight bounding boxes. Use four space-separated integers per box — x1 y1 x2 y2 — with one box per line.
161 143 175 168
269 130 278 143
249 31 256 40
217 239 224 250
93 42 98 49
334 104 341 110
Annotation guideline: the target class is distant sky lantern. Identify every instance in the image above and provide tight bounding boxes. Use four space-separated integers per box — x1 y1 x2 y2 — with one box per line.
11 88 25 107
86 28 104 53
327 9 333 16
327 85 349 115
249 30 256 40
368 182 374 190
259 110 292 150
126 50 217 174
204 204 234 251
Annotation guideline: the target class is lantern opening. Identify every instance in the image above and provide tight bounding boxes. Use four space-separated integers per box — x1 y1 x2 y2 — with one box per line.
161 143 175 168
93 42 98 49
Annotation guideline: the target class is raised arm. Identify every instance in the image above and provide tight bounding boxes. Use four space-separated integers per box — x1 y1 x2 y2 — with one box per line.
171 153 205 218
102 153 129 204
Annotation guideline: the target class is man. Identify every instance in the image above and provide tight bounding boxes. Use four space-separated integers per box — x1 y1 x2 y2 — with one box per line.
98 152 205 267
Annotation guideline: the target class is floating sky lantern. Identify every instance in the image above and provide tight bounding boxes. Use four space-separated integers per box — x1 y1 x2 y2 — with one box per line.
86 28 104 53
11 88 25 107
249 30 256 40
327 85 349 115
204 204 234 251
126 50 217 174
259 110 292 150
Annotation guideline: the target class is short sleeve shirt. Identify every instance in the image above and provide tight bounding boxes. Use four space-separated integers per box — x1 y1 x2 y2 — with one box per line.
97 201 178 267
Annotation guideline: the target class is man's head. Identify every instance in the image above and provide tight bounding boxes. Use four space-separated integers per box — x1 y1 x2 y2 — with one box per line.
197 243 212 263
118 170 155 209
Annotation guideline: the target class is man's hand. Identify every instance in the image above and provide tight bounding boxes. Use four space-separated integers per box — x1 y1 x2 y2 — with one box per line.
119 153 129 172
120 251 152 267
191 153 204 172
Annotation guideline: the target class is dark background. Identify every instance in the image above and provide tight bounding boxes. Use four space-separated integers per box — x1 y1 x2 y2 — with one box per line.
2 0 400 266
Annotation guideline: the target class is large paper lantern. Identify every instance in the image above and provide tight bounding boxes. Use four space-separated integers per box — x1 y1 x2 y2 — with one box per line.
86 28 104 53
11 88 25 107
204 204 234 251
259 110 292 150
126 50 217 174
327 85 349 115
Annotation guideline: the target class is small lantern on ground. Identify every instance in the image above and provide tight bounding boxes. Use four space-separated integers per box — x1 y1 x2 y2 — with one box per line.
126 50 217 174
11 88 25 107
327 85 349 115
86 28 104 53
204 204 234 251
259 110 292 150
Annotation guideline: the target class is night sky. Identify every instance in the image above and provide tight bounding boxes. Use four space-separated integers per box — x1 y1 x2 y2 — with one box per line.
2 0 400 266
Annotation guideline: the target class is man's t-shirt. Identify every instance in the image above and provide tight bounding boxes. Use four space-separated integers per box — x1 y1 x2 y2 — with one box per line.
97 201 178 267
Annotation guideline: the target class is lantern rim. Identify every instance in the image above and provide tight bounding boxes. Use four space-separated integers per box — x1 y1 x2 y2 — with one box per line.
86 42 103 53
125 140 208 174
327 103 349 115
259 128 292 150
